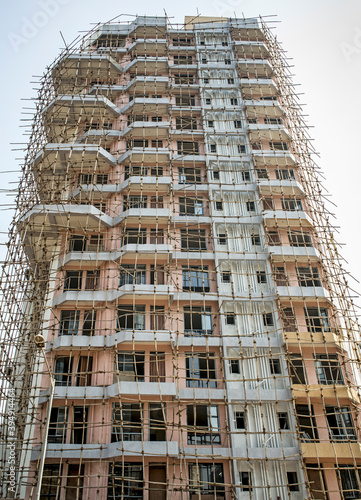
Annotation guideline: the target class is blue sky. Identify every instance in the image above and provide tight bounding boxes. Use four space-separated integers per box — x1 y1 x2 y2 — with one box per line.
1 0 361 308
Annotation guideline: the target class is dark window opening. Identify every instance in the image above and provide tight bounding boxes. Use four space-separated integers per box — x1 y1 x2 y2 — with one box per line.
64 271 82 291
186 353 216 388
181 229 207 251
297 267 321 287
82 310 96 336
289 231 313 247
48 408 67 444
281 307 297 332
182 266 210 292
305 307 331 333
71 406 88 445
179 197 204 216
40 464 62 499
59 311 79 336
276 169 295 180
112 403 142 442
149 403 166 441
270 358 281 375
278 412 289 429
189 463 224 497
289 354 307 385
76 356 93 387
178 167 202 184
116 352 145 382
177 141 199 155
282 198 303 211
230 359 240 374
117 306 146 330
263 313 274 327
108 463 143 500
176 116 197 130
239 471 252 492
287 472 300 492
296 404 319 442
174 74 194 85
267 231 281 246
122 229 147 246
54 357 73 387
315 354 344 385
119 264 146 286
256 271 267 284
235 411 245 430
338 466 361 500
187 405 220 444
175 95 195 106
184 306 213 335
149 351 165 382
326 406 356 442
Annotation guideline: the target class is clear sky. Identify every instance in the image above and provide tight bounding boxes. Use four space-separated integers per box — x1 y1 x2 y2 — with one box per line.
1 0 360 310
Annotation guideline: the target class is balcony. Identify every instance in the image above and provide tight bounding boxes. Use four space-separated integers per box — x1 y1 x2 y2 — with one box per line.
169 45 196 53
270 245 320 262
171 153 206 166
234 40 270 59
43 95 121 122
52 284 174 306
126 75 169 93
170 128 204 140
258 179 304 196
52 53 123 84
171 105 202 116
240 78 278 98
263 209 313 227
124 57 168 74
70 183 115 201
31 440 179 461
48 331 175 351
79 121 170 144
276 285 330 300
117 207 171 224
228 387 292 403
128 16 167 38
128 39 167 56
248 123 290 142
61 243 174 266
301 442 361 460
169 62 197 72
291 384 360 403
119 243 174 260
88 84 125 99
43 94 121 142
237 58 273 77
32 144 116 174
118 147 169 164
229 20 265 41
122 120 169 139
117 283 174 299
39 381 177 402
96 175 172 194
244 99 283 117
282 330 342 348
21 204 112 235
252 150 297 167
78 128 121 145
121 97 169 115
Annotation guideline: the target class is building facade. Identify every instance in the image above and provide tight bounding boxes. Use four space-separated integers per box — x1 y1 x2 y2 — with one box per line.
1 14 361 500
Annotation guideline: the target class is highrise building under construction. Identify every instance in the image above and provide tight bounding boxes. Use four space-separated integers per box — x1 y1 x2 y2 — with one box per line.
1 14 361 500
